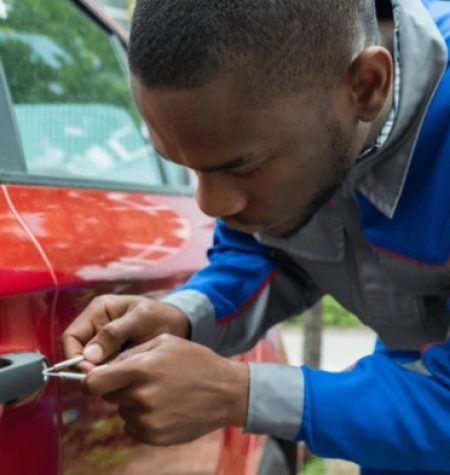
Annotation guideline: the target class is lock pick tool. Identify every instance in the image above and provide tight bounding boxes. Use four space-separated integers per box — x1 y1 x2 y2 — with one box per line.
43 355 87 381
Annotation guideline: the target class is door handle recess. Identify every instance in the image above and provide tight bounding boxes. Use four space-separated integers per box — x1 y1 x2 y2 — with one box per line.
0 353 48 405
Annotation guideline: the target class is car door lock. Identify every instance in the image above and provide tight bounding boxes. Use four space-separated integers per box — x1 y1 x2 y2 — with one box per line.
0 352 48 405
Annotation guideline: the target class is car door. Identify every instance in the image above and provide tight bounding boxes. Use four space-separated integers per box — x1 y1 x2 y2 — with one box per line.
0 1 216 474
0 2 294 474
0 185 61 475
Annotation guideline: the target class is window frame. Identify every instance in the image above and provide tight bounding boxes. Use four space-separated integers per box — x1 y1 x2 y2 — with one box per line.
0 0 194 197
0 59 27 174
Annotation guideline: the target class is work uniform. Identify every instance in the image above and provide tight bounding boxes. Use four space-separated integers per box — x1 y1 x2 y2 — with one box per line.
163 0 450 471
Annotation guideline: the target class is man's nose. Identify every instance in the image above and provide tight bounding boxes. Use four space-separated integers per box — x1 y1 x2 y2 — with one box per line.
195 172 247 218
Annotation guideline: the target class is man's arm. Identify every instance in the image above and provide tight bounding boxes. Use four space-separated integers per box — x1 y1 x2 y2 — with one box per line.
162 219 323 355
63 219 323 446
249 340 450 471
63 219 321 364
157 219 324 442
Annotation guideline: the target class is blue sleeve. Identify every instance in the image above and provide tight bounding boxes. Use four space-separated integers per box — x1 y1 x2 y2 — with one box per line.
299 339 450 470
177 219 277 322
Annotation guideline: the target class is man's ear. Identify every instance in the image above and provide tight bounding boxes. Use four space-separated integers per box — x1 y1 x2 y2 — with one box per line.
346 47 393 123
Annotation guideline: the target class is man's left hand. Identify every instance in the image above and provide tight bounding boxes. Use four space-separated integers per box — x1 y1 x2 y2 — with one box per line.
83 334 249 446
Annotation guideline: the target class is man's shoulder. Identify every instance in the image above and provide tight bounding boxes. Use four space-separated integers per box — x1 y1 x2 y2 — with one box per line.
424 0 450 52
356 64 450 267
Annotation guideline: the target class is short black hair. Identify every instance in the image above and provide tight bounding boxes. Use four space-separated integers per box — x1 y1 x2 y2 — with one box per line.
376 0 393 20
129 0 378 100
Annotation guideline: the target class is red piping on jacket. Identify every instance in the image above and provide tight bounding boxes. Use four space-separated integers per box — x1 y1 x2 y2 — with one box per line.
217 269 279 325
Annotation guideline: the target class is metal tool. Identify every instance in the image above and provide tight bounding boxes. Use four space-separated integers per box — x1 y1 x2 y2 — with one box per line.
44 371 86 381
43 355 86 381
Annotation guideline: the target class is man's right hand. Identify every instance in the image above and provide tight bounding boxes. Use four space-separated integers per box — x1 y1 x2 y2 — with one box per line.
61 295 189 371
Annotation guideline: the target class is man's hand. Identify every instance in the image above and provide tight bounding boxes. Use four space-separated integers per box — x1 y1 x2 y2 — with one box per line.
83 334 249 446
62 295 189 370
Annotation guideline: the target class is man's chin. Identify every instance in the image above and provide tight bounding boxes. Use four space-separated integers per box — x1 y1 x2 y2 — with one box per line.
262 223 301 238
223 220 302 238
222 218 306 238
221 217 278 234
222 220 266 235
222 212 314 238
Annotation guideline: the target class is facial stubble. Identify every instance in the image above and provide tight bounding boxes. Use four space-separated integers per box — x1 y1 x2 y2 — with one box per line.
278 118 355 238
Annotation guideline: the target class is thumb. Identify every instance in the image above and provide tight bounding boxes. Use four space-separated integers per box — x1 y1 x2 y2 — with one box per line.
83 311 147 364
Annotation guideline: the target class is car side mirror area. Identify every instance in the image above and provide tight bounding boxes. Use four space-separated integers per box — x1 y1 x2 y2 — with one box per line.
0 353 48 405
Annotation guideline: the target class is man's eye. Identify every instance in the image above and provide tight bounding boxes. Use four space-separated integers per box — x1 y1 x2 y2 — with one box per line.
230 167 263 179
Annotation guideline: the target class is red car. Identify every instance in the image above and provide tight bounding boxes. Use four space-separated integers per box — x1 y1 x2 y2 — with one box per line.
0 1 296 474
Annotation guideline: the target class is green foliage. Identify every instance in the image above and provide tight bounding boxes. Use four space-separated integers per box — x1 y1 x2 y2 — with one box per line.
288 295 361 328
302 456 326 475
321 295 360 327
0 0 136 119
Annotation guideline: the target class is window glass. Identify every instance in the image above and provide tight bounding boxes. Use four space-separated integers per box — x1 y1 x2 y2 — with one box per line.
162 160 193 188
0 0 164 187
98 0 131 31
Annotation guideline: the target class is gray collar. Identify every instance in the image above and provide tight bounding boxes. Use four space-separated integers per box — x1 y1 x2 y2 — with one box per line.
351 0 448 218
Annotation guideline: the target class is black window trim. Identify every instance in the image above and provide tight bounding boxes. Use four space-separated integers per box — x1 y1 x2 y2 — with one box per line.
72 0 129 48
0 59 27 174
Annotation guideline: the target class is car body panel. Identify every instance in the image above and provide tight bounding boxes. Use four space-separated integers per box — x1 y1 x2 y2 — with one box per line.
0 185 60 475
0 0 291 472
1 183 280 475
4 185 211 286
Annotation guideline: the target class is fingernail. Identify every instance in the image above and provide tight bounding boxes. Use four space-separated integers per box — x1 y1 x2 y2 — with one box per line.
84 343 103 362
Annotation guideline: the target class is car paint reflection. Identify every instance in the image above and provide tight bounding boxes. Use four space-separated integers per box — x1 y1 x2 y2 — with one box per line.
1 182 284 474
5 186 194 282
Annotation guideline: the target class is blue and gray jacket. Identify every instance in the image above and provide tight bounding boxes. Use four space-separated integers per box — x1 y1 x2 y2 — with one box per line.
163 0 450 470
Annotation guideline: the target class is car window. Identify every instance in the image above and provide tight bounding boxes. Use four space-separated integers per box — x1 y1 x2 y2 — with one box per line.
0 0 165 187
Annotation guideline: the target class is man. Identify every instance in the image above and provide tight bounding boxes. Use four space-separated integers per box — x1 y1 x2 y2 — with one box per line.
63 0 450 472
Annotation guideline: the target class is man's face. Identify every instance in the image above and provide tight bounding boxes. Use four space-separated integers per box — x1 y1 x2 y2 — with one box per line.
132 73 364 237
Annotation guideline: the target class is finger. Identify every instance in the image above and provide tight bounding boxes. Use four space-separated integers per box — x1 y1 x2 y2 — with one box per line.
102 385 146 406
119 409 154 445
62 295 128 362
123 419 146 444
77 361 96 373
84 354 152 395
102 388 128 406
62 318 96 362
83 310 157 364
95 338 171 400
115 337 162 362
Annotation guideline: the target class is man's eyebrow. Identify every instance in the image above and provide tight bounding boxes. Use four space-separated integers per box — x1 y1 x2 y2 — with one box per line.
153 148 260 174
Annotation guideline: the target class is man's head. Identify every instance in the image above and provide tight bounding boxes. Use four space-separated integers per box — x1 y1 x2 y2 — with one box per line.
129 0 393 236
